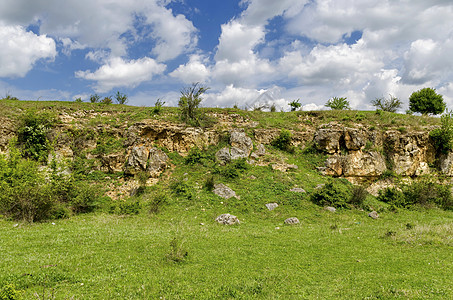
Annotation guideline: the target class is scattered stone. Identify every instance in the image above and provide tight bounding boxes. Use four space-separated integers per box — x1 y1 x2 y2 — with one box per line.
275 227 280 230
271 163 298 172
325 206 336 213
315 184 325 189
290 187 306 193
213 183 239 199
284 217 300 225
368 211 379 219
265 203 278 211
250 175 256 180
216 214 240 225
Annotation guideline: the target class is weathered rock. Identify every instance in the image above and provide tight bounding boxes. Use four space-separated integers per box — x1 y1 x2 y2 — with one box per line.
325 206 336 213
314 128 343 154
147 148 169 177
215 147 231 165
344 127 366 150
284 217 300 225
124 146 149 174
271 163 298 172
213 183 239 199
265 203 278 211
216 213 240 225
368 211 379 219
290 188 306 193
439 152 453 175
230 129 253 155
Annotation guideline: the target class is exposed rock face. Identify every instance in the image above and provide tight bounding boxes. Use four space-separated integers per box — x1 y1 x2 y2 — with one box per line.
215 129 254 164
216 214 240 225
124 146 168 177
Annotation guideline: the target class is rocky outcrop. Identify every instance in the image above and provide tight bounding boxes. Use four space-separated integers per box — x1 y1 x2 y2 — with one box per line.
216 129 253 164
124 146 168 177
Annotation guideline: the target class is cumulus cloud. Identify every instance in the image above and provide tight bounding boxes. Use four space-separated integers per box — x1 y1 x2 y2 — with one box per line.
169 54 210 84
0 24 56 77
75 57 166 92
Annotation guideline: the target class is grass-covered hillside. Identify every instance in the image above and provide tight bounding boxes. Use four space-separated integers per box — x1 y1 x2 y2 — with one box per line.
1 99 452 299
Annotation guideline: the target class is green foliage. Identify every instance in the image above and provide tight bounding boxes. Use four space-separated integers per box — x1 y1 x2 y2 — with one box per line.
148 192 168 214
270 103 277 112
378 179 453 210
111 200 141 215
203 175 215 191
89 94 100 103
430 110 453 154
69 181 104 214
166 237 188 263
371 95 402 112
170 180 194 200
114 91 128 104
409 87 445 115
16 111 56 161
310 180 352 208
74 97 83 103
214 158 249 179
325 97 350 110
271 129 293 153
178 82 209 126
350 185 368 207
185 147 212 165
0 283 20 300
153 98 165 114
289 99 301 111
101 96 113 104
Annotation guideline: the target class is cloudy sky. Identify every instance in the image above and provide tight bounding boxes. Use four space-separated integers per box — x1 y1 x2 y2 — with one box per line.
1 0 453 111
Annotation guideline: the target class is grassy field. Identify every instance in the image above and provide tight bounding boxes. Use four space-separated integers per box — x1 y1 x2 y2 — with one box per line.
1 207 452 299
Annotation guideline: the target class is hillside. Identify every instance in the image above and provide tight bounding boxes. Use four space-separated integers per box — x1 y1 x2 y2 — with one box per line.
1 100 453 299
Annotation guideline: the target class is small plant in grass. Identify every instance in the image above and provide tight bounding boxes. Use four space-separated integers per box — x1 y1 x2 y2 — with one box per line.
350 185 368 207
153 98 165 114
325 97 350 110
170 180 194 200
270 103 277 112
115 91 128 104
289 99 301 111
185 147 212 165
166 237 188 263
203 175 215 191
0 283 20 300
148 192 168 214
371 95 402 112
74 97 83 103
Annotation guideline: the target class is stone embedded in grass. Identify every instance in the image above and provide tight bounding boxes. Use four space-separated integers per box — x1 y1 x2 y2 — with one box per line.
290 187 306 193
271 163 298 172
213 183 239 199
284 217 300 225
216 213 240 225
325 206 336 213
265 203 278 211
368 211 379 219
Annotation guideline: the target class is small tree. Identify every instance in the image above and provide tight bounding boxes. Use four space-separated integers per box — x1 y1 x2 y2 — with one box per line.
101 96 113 104
115 91 128 104
371 94 402 112
325 97 350 110
178 83 209 126
409 87 445 115
289 99 301 111
89 94 100 103
430 110 453 154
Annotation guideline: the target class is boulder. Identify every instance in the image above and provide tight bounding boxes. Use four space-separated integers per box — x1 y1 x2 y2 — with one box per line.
265 203 278 211
290 188 306 193
216 214 240 225
368 211 379 219
230 129 253 155
325 206 336 213
124 146 149 174
284 217 300 225
213 184 239 199
147 148 169 178
314 128 343 154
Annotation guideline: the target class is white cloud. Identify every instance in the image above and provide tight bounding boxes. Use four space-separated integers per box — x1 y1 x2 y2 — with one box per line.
0 24 56 77
204 84 264 108
239 0 307 25
169 54 210 84
75 57 166 92
0 0 198 61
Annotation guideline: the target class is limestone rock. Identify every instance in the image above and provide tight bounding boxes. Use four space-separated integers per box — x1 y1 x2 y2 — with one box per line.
325 206 336 213
314 128 343 154
265 203 278 211
215 146 248 164
290 188 306 193
213 183 239 199
147 148 169 178
216 213 240 225
124 146 149 174
344 127 366 150
284 217 300 225
271 163 298 172
230 129 253 155
368 211 379 219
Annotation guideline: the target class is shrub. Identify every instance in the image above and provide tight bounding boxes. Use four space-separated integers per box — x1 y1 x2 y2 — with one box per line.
101 96 113 104
214 158 249 179
377 187 406 209
371 95 402 112
0 283 20 300
350 185 368 207
204 175 215 191
166 237 188 263
289 99 301 111
114 91 128 104
185 147 211 165
89 94 100 103
153 98 165 114
430 110 453 154
69 181 103 214
325 97 350 110
16 111 56 161
271 129 293 153
170 180 194 200
409 87 445 115
310 180 352 208
148 192 168 214
402 179 452 210
178 82 209 126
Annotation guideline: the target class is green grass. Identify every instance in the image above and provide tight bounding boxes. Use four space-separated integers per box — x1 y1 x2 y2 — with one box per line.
1 208 452 299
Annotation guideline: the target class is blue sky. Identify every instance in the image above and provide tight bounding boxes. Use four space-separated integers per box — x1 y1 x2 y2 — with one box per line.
1 0 453 111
